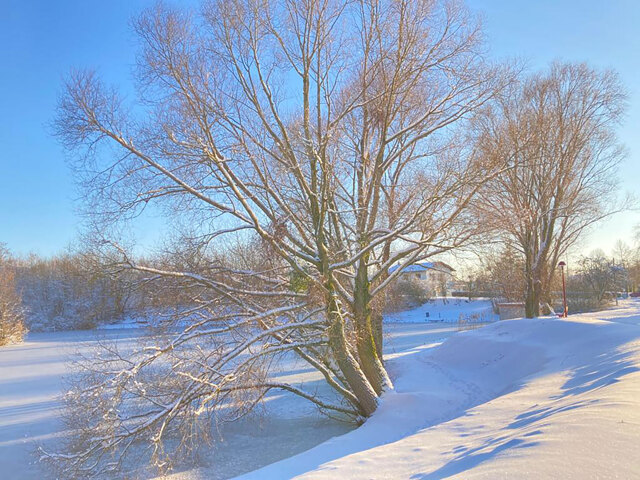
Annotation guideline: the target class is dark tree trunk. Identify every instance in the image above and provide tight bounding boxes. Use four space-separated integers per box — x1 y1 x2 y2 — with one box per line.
372 311 383 360
353 254 390 395
326 287 379 417
525 280 541 318
524 248 541 318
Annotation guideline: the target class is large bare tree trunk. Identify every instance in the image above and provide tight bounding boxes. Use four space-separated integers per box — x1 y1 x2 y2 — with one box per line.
326 289 379 416
524 277 541 318
353 253 390 395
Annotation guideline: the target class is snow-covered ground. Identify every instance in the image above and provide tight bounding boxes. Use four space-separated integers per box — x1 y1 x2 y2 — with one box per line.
3 300 640 479
235 300 640 479
0 317 463 479
385 297 498 324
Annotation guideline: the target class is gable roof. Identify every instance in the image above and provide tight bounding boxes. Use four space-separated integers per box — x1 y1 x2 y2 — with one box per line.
388 261 455 275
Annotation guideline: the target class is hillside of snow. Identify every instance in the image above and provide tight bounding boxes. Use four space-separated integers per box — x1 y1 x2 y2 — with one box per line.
235 301 640 479
384 297 498 324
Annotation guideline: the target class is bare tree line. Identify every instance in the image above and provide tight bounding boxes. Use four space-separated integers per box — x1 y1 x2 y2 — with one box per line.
466 243 634 314
0 247 195 332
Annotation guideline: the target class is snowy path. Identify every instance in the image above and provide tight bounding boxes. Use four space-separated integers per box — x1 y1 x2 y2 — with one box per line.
0 321 463 480
238 301 640 479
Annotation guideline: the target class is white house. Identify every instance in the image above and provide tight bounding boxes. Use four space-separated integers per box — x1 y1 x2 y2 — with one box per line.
388 261 456 296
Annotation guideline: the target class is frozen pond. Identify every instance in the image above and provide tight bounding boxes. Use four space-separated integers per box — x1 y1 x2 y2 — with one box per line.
0 322 470 479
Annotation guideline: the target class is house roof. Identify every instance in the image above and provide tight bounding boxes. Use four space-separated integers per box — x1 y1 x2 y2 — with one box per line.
388 261 455 274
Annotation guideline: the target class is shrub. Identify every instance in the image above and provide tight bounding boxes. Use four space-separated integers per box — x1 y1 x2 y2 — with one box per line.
384 278 431 313
0 246 26 345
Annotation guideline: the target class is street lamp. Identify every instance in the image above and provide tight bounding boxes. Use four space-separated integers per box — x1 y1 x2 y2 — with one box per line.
558 261 568 318
612 258 618 306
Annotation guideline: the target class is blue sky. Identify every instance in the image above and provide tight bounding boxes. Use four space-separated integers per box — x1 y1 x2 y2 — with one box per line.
468 0 640 255
0 1 156 255
1 0 639 257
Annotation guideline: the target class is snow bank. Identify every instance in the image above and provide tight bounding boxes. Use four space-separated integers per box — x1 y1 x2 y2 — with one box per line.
237 301 640 479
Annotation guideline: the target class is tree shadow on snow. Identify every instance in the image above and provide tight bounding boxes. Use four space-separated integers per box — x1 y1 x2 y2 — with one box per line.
553 349 640 398
411 434 540 479
402 321 640 480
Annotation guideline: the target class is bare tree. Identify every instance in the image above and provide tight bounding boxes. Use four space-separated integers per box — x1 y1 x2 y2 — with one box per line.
474 62 627 317
0 244 26 346
483 244 526 302
574 249 625 305
44 0 510 476
612 239 634 292
613 239 633 268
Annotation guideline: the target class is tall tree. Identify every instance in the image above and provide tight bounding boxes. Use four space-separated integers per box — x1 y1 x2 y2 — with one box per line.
575 249 626 305
612 239 634 292
474 62 627 317
46 0 509 475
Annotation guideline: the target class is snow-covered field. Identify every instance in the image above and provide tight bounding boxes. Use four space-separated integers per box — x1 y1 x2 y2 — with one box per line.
2 300 640 479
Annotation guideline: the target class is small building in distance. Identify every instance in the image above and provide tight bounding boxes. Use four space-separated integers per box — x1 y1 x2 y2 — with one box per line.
388 261 456 296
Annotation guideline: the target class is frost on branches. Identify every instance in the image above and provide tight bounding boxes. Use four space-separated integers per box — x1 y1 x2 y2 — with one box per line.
40 0 512 476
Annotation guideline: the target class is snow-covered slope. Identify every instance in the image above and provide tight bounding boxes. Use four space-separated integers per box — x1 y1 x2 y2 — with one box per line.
237 301 640 479
385 297 498 324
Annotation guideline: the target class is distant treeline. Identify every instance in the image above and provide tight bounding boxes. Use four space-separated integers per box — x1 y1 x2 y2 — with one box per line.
9 251 200 331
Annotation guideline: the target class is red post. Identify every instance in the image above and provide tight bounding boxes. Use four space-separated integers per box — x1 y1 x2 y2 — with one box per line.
558 261 568 318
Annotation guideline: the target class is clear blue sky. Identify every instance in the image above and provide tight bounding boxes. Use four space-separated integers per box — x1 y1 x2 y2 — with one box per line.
1 0 639 257
468 0 640 256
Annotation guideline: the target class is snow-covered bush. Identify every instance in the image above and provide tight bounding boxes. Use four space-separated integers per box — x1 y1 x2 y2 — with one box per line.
384 278 431 313
0 245 26 345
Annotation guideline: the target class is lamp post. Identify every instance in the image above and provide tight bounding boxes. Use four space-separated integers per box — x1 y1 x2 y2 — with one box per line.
558 261 568 318
612 258 618 306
